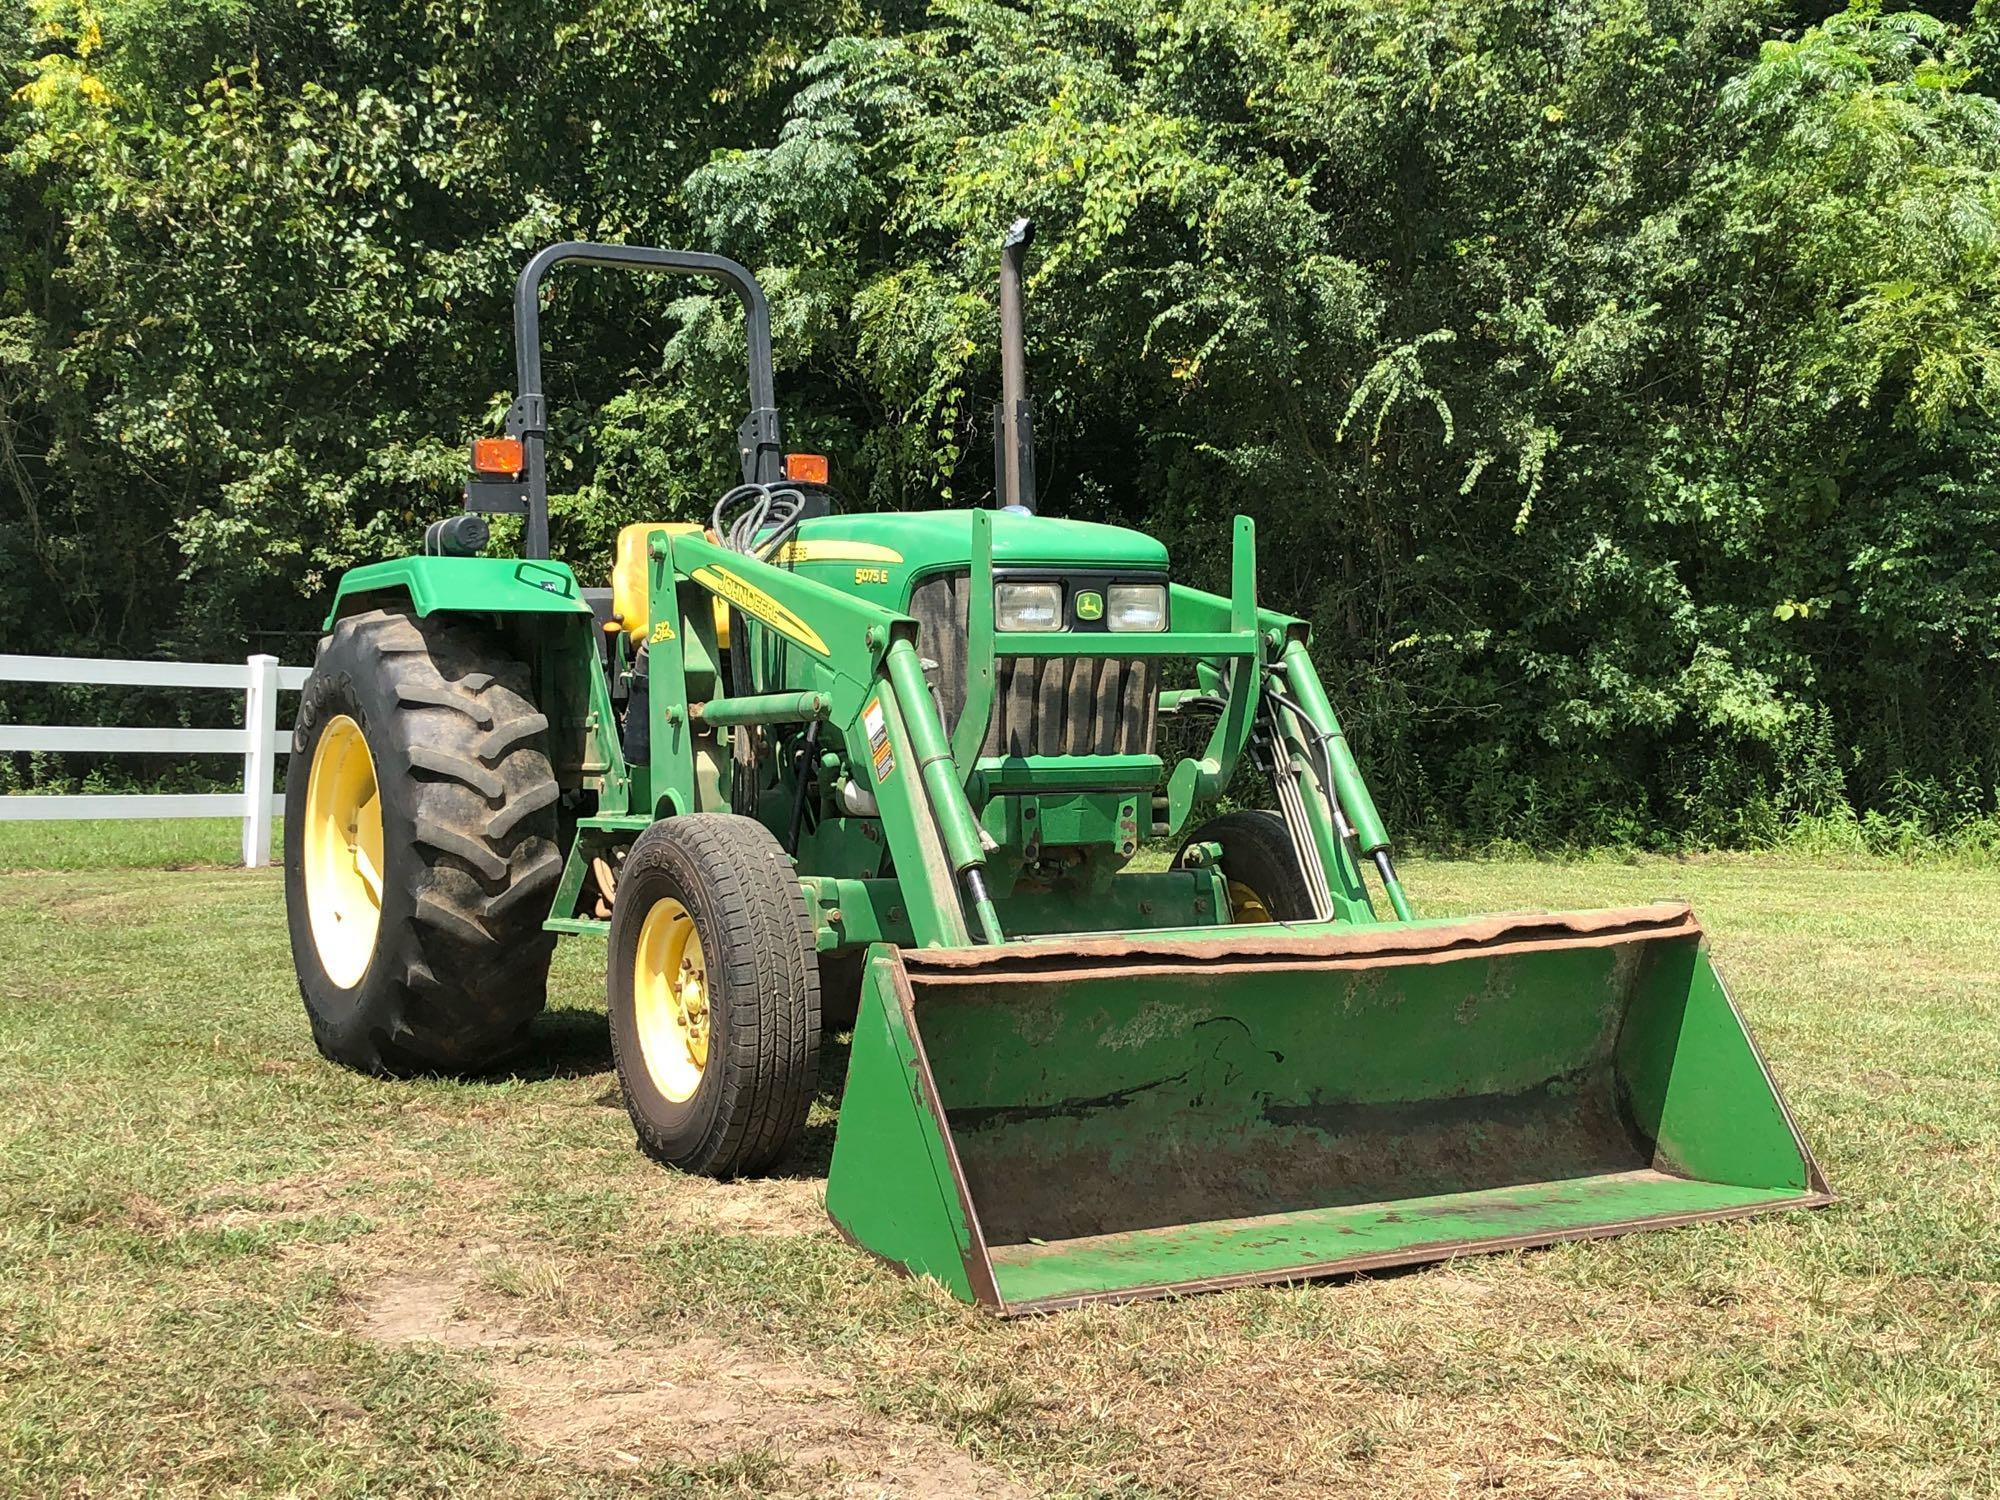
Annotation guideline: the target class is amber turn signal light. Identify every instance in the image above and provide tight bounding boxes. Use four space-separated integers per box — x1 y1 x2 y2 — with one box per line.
784 452 829 485
470 436 525 477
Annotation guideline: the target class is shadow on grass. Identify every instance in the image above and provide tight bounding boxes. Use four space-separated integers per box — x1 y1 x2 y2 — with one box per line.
788 1029 853 1176
501 1004 615 1082
491 1003 853 1185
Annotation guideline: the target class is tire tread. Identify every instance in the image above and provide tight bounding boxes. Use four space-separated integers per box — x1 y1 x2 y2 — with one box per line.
609 813 820 1176
286 606 560 1075
1176 808 1315 922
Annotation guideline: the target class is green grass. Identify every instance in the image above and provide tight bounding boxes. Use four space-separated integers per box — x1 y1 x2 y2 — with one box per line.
0 816 280 871
2 834 1996 1496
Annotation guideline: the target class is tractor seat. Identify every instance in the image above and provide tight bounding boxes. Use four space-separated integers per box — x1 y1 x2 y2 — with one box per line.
581 588 616 676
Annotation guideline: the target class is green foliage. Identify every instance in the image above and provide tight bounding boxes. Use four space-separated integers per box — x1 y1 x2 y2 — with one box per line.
3 0 1998 843
2 0 871 650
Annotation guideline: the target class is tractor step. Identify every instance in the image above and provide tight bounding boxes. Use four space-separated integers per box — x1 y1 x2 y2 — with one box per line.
543 815 648 934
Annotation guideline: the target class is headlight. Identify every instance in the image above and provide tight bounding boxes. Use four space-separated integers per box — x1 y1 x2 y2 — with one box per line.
994 581 1063 632
1105 583 1167 632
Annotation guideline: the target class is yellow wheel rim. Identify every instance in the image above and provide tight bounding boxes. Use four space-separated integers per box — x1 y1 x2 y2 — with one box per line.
633 897 711 1103
303 715 384 989
1227 879 1275 924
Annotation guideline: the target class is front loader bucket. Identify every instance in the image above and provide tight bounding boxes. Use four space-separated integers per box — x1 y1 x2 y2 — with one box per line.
824 904 1829 1313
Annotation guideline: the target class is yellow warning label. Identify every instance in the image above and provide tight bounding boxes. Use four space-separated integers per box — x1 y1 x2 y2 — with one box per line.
690 565 831 657
648 619 676 644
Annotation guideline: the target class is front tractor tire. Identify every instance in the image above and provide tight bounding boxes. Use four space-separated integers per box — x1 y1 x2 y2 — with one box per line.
1176 809 1315 923
607 814 821 1177
284 607 562 1074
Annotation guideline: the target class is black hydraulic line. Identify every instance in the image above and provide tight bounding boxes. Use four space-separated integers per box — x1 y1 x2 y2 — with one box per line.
704 479 810 824
961 867 1001 944
1262 671 1414 921
754 504 808 561
711 482 767 548
1262 682 1358 845
1167 691 1227 718
709 481 809 725
711 482 808 560
1373 848 1401 894
786 719 822 855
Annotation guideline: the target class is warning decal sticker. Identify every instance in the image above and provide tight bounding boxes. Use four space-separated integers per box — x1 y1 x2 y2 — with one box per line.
863 697 896 782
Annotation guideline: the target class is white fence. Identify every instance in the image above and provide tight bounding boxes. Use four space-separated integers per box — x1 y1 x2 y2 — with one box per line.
0 654 311 867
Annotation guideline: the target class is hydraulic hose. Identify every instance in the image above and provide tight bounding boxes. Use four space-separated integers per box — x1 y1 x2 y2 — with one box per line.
708 480 810 815
711 482 809 559
1271 643 1414 922
786 719 821 855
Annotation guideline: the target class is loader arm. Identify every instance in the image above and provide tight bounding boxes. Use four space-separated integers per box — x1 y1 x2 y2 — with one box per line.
647 528 1003 947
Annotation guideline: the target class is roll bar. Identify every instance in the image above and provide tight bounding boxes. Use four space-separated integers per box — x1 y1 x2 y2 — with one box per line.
473 241 783 559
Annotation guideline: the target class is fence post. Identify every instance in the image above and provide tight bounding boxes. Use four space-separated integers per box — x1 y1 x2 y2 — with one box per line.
242 654 281 868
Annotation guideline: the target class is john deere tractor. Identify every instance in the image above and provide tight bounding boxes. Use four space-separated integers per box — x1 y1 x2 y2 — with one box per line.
284 226 1828 1312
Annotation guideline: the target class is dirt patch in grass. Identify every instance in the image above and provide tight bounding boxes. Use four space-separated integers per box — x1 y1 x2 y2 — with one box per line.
350 1263 1028 1498
632 1173 828 1238
494 1340 1025 1498
352 1272 527 1348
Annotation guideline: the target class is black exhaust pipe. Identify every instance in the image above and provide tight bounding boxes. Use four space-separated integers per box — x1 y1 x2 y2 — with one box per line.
995 217 1036 513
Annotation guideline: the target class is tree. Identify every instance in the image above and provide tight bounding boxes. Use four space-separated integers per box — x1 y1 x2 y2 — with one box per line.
3 0 1996 840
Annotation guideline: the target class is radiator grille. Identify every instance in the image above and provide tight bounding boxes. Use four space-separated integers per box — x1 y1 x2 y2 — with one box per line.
908 572 1158 758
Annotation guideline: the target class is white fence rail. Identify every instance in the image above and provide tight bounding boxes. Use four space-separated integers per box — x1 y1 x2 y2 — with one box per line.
0 653 310 867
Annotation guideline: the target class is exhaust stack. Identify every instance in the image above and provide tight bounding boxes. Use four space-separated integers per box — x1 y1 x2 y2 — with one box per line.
995 218 1037 513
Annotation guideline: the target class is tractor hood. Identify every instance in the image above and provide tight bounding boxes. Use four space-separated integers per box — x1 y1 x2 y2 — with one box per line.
780 508 1167 607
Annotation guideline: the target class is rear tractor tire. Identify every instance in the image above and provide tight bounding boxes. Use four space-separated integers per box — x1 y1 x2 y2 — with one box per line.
607 814 821 1177
284 607 562 1074
1176 809 1315 923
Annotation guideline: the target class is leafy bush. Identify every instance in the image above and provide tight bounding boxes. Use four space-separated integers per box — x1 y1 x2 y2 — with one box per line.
3 0 1997 848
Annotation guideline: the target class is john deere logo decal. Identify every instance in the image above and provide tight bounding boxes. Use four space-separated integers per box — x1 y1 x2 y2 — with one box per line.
1075 590 1104 622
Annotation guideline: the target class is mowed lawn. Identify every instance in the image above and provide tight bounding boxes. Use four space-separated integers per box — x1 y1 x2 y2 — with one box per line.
1 826 1996 1498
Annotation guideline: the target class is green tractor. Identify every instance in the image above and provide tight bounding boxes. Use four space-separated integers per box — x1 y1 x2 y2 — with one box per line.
284 226 1829 1312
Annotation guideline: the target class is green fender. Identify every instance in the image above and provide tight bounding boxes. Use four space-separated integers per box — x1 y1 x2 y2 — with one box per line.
323 555 592 627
